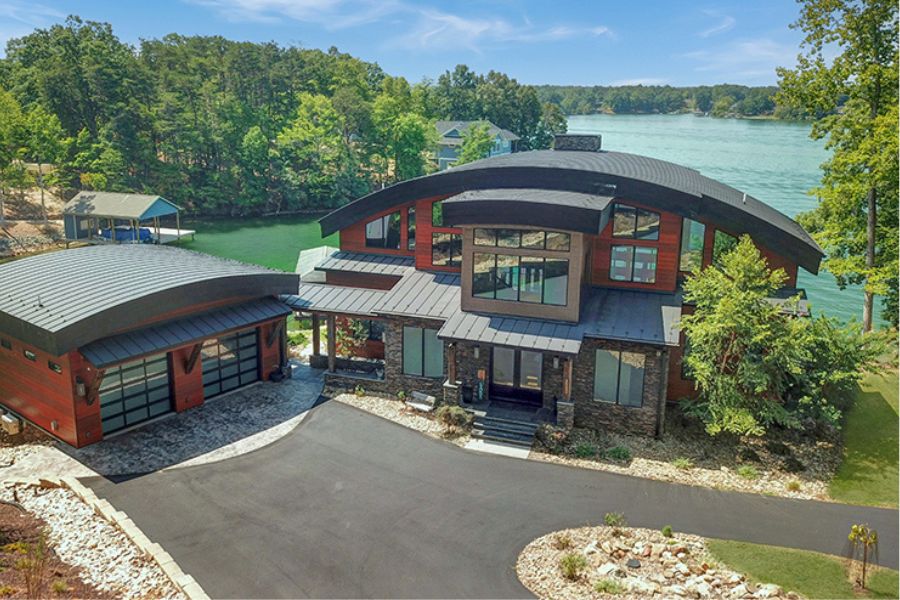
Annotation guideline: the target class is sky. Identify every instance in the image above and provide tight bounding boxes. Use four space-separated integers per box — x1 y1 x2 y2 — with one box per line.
0 0 807 86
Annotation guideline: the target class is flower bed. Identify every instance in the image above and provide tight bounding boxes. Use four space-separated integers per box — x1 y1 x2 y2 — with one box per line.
517 525 797 599
531 412 839 501
333 394 471 446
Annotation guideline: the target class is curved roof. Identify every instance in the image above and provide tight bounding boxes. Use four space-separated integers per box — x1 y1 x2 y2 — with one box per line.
0 245 298 355
320 149 823 273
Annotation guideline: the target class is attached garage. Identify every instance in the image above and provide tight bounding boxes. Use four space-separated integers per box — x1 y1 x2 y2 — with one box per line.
0 244 300 447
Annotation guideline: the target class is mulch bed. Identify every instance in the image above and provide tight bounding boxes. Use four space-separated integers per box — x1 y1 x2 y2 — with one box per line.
0 502 111 599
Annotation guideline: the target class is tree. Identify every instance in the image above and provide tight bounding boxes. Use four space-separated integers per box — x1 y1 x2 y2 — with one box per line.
680 236 888 436
777 0 899 330
455 123 494 165
0 89 26 222
711 96 735 117
531 102 568 149
389 113 435 181
23 106 67 222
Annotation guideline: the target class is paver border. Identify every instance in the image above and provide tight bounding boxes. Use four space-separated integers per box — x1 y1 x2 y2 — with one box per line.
55 476 210 600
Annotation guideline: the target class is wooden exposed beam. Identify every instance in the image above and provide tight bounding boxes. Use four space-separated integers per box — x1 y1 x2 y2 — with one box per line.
326 314 336 372
266 319 284 348
184 343 202 374
86 369 107 405
311 313 320 356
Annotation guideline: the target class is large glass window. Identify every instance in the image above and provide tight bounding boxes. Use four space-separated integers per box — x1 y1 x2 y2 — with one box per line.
610 245 657 283
407 207 416 250
402 326 443 378
202 329 259 399
593 350 645 407
472 254 568 306
712 230 738 266
432 232 462 267
365 212 401 249
474 227 570 251
612 203 660 241
431 201 443 226
679 218 706 272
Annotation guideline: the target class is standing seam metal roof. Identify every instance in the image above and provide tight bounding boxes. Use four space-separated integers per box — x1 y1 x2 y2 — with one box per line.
63 191 181 220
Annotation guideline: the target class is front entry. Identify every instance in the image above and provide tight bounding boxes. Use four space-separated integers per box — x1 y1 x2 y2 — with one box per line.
490 347 543 405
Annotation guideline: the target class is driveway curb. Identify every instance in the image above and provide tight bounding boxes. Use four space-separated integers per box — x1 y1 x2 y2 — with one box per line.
59 476 210 600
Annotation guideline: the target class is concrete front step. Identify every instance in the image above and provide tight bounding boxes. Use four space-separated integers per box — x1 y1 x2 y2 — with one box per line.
472 416 539 436
472 428 535 448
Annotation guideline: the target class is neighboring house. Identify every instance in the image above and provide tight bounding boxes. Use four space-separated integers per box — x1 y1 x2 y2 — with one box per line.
435 120 520 170
0 245 297 447
288 134 821 439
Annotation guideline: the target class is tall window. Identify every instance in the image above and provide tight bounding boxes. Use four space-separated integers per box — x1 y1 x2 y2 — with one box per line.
473 253 568 305
593 349 645 407
610 246 658 283
612 204 660 240
432 232 462 267
679 218 706 272
366 212 401 249
432 201 443 226
402 326 443 378
712 230 738 265
407 207 416 250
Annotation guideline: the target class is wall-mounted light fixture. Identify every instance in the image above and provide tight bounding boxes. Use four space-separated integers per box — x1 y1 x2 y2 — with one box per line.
473 346 480 359
553 356 560 369
74 376 86 397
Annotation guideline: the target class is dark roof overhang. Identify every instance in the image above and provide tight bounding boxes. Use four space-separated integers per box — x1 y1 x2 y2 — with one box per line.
319 150 824 274
441 189 613 234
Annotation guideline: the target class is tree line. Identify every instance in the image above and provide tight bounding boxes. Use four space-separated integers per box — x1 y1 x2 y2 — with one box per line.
536 83 807 118
0 17 566 217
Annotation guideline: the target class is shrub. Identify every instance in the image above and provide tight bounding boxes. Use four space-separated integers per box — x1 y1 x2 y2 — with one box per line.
604 512 626 527
787 480 802 492
594 578 625 594
51 580 69 595
574 442 597 458
559 553 588 581
536 424 569 451
396 390 407 401
15 533 47 599
354 385 366 397
0 586 13 597
605 445 631 462
552 532 573 550
737 465 759 480
661 525 673 538
435 405 472 429
672 457 694 470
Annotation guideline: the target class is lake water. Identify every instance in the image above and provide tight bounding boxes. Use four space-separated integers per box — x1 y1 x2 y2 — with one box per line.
180 113 872 324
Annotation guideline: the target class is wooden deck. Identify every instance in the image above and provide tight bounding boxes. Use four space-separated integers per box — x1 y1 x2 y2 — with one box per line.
156 227 196 244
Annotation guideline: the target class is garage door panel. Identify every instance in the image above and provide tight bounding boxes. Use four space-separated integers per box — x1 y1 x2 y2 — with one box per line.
99 352 173 435
201 328 260 400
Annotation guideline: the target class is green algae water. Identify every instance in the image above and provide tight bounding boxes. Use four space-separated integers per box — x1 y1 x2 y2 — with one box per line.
178 114 877 325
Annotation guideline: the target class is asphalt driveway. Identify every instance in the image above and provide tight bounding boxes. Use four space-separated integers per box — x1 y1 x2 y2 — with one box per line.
84 400 899 599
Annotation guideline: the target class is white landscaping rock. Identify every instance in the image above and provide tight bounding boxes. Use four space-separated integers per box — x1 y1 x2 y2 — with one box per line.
597 562 621 577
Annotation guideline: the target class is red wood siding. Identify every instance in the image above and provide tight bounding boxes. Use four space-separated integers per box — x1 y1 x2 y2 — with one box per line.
258 320 283 381
590 201 680 292
68 351 102 447
325 271 400 290
666 305 697 402
170 344 204 413
0 338 79 446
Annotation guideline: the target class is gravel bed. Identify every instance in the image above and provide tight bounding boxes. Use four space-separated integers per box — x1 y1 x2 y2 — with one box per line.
517 525 799 599
531 416 838 501
0 484 183 599
334 394 471 446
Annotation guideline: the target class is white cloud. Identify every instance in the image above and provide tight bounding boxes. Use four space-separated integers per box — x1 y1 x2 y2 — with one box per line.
699 15 735 38
191 0 615 50
609 77 669 86
682 38 796 82
0 1 65 56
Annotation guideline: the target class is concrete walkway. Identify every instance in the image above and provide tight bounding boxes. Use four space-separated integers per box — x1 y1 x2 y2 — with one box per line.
84 400 899 599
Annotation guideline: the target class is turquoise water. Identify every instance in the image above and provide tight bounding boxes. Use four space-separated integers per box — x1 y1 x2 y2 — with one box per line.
569 113 872 324
177 114 873 324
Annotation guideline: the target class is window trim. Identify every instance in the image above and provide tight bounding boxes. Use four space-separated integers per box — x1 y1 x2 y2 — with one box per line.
592 349 645 408
365 211 402 249
472 253 568 306
402 326 444 379
406 206 416 251
473 227 570 252
609 244 658 284
611 203 660 241
431 232 462 267
23 349 36 361
679 218 706 272
48 361 63 374
431 201 443 227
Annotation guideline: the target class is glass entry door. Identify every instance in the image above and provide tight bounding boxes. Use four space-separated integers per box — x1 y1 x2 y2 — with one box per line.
490 347 543 405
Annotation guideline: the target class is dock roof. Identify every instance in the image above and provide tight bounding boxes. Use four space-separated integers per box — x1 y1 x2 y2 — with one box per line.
64 191 180 221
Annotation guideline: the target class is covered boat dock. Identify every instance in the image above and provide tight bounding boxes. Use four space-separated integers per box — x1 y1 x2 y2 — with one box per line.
63 191 195 245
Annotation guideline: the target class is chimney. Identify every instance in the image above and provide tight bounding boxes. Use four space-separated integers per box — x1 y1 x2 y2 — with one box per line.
553 134 602 152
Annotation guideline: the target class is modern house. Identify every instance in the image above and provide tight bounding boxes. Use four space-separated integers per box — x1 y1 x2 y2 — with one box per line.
435 120 520 170
0 245 297 447
288 134 821 439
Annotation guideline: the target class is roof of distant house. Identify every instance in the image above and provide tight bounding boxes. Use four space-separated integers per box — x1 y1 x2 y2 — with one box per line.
435 120 520 146
64 191 180 221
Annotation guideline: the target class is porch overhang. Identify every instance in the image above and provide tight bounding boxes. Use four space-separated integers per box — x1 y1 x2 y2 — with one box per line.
438 311 584 354
281 283 389 318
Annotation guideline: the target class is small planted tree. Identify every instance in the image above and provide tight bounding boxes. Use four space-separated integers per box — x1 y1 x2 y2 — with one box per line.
848 523 878 588
455 123 494 165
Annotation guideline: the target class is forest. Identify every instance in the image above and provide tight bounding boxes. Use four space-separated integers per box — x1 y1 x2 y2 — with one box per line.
535 84 801 118
0 17 566 216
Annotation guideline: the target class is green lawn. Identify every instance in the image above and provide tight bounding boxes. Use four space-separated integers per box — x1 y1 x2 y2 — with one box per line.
708 539 899 599
830 371 899 507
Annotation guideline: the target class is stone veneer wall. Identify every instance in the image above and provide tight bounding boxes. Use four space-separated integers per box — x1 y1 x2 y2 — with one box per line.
571 338 668 437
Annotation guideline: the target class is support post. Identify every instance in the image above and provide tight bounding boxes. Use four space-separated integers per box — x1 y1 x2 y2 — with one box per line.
311 313 320 356
326 314 336 372
562 357 573 401
447 342 457 383
176 211 182 242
